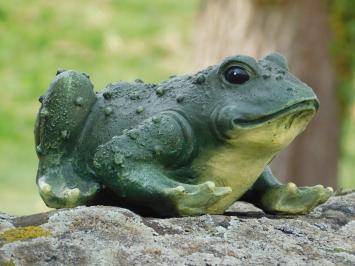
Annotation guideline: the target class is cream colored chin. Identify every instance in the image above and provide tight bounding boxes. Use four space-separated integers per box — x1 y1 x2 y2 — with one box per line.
194 109 316 214
227 109 316 153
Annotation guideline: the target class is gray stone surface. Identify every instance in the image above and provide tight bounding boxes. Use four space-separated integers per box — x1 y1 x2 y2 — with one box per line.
0 193 354 266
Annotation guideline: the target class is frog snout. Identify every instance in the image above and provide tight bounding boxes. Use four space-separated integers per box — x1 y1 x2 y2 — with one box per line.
313 98 320 111
209 97 318 140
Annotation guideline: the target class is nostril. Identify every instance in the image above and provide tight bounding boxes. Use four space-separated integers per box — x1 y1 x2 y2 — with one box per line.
313 100 320 110
315 101 320 110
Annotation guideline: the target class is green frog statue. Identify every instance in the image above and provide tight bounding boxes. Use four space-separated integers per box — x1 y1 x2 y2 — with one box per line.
35 52 333 217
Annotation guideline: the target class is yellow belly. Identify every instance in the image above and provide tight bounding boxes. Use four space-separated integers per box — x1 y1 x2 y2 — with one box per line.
193 144 273 213
192 109 315 213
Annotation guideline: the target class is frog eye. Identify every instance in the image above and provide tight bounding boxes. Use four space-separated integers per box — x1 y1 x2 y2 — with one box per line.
224 66 250 85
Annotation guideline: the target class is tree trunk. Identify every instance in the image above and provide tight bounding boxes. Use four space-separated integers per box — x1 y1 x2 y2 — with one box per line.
192 0 340 187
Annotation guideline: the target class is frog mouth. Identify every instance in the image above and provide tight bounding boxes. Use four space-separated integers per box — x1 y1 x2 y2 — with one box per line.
232 100 319 128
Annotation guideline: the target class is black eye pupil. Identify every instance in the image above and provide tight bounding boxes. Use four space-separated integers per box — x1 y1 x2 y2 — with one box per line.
224 67 249 84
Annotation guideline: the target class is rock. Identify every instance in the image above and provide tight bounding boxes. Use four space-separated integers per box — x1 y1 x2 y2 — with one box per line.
0 212 15 234
225 201 265 217
0 193 354 265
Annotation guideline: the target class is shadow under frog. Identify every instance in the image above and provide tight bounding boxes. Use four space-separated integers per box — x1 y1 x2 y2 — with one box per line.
34 52 333 217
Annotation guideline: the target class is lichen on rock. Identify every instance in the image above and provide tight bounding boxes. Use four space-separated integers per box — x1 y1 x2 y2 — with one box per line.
0 193 354 265
0 226 51 242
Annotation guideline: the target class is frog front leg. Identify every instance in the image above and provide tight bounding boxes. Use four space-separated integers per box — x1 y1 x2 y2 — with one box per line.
241 166 334 214
36 70 100 208
37 159 100 208
93 112 232 217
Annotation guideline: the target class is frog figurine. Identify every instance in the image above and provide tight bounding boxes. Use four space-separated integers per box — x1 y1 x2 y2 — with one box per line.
35 52 333 217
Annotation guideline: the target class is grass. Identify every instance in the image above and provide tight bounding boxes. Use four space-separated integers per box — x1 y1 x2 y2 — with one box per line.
0 0 199 215
0 0 354 216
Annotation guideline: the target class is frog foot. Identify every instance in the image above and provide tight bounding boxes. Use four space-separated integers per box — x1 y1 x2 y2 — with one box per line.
37 161 99 208
164 181 232 216
38 177 99 208
261 182 334 214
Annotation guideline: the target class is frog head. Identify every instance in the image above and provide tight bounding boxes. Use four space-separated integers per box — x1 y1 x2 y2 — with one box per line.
207 52 319 154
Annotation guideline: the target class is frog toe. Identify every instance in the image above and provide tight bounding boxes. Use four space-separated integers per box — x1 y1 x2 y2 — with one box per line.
37 160 99 208
198 181 232 197
300 184 333 204
262 183 334 214
286 182 297 193
318 186 334 204
163 185 186 197
164 182 232 216
62 188 81 207
213 186 233 197
174 185 186 193
205 181 215 191
39 181 52 195
38 176 99 208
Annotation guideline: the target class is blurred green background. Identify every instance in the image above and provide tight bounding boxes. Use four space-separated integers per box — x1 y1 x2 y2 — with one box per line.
0 0 198 215
0 0 354 216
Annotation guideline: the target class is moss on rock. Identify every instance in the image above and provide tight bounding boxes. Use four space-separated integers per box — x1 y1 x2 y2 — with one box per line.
0 226 51 242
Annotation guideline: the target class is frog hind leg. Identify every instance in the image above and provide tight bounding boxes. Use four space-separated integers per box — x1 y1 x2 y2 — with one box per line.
94 147 232 217
35 70 99 208
35 70 96 155
37 159 99 208
92 113 232 217
241 166 334 214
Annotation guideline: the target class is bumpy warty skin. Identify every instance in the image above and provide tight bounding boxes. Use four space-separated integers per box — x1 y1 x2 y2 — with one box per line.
34 52 333 217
